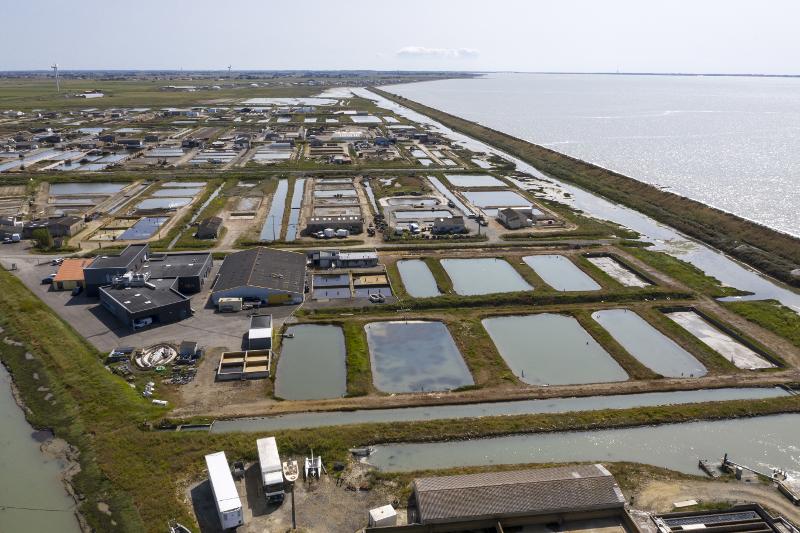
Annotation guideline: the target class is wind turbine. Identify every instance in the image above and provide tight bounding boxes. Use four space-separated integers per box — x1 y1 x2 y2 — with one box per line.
51 63 60 92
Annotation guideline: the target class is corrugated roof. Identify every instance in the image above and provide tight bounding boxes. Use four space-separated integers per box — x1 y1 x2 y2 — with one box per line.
414 464 625 525
53 258 93 282
213 247 305 294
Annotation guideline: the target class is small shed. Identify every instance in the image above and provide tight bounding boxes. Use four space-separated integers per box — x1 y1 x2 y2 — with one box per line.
368 505 397 528
196 216 223 239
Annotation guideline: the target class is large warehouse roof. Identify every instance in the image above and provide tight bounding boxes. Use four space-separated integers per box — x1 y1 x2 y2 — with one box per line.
213 247 305 294
413 464 625 525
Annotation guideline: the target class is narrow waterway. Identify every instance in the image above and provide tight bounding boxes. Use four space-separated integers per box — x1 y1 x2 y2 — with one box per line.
0 364 81 532
209 387 787 433
368 413 800 475
357 88 800 313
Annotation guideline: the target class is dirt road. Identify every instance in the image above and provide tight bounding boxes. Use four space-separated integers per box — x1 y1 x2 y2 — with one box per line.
634 479 800 522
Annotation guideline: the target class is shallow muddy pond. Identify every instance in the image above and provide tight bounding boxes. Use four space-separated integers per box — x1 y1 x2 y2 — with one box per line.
49 182 125 195
586 256 651 287
136 197 191 210
592 309 706 377
462 190 530 208
365 321 473 393
397 260 440 298
441 258 532 295
274 325 346 400
385 197 439 206
369 413 800 475
151 187 202 197
523 255 600 291
395 210 452 220
666 311 775 370
482 314 628 385
210 387 787 433
445 174 507 188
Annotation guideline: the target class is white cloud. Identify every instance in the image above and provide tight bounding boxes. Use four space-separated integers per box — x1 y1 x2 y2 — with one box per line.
396 46 479 59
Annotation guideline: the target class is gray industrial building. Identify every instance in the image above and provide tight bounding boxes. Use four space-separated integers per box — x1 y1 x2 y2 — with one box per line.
369 464 629 532
140 252 213 294
86 245 213 330
84 243 150 296
99 278 191 330
308 250 379 269
211 247 306 306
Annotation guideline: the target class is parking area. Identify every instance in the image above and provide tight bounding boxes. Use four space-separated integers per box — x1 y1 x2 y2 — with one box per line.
1 252 299 354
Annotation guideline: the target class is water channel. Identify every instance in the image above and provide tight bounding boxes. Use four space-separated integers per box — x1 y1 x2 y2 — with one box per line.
368 413 800 475
210 387 788 433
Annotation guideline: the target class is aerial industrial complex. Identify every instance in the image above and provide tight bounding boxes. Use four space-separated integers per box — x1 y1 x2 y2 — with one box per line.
0 74 798 533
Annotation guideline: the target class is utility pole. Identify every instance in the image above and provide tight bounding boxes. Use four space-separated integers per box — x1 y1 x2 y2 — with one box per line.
51 63 60 92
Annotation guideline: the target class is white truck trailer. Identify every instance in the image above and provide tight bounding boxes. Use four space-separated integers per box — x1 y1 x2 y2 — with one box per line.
256 437 285 503
204 451 244 530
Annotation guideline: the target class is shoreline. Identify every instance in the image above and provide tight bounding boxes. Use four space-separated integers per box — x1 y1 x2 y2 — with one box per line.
1 358 90 532
371 87 800 289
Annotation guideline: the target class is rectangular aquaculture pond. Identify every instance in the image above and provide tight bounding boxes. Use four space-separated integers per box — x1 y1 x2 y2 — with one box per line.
274 325 346 400
482 314 628 385
586 256 651 288
118 217 168 240
397 260 441 298
462 190 530 208
664 310 775 370
444 174 507 188
440 258 532 295
136 197 191 210
365 321 473 393
592 309 707 377
523 255 600 291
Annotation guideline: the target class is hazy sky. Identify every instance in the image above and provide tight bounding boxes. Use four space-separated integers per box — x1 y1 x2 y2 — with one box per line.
3 0 799 73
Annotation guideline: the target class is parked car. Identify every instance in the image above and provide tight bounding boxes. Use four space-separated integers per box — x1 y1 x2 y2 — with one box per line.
132 317 153 329
41 273 57 284
71 286 82 296
51 257 63 266
369 293 386 304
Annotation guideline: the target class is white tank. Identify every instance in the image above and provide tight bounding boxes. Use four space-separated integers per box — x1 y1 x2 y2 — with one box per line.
323 228 335 238
335 229 349 238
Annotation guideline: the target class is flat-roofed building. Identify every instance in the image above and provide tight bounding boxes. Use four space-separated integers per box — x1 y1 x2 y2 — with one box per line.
99 278 191 330
84 243 150 296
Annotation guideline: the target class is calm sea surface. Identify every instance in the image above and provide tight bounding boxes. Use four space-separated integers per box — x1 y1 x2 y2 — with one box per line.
387 73 800 237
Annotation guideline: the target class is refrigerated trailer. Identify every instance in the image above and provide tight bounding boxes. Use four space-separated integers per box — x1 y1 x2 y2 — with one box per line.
205 451 244 529
257 437 285 503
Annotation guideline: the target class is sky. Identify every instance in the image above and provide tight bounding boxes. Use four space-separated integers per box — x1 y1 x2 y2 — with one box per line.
2 0 799 74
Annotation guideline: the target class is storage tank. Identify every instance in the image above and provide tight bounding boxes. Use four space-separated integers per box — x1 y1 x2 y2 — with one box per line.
323 228 335 239
335 229 349 238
